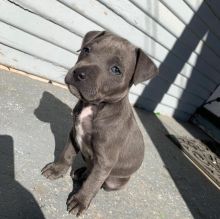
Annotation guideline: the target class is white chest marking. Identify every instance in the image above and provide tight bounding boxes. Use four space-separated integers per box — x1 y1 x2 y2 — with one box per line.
75 106 93 150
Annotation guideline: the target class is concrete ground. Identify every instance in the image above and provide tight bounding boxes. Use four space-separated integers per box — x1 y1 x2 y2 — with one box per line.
0 69 219 219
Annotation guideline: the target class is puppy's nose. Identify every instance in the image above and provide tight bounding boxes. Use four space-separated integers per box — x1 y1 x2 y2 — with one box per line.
75 71 87 81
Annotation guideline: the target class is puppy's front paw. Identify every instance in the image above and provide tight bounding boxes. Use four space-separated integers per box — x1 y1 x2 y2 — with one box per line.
41 162 69 180
67 193 89 217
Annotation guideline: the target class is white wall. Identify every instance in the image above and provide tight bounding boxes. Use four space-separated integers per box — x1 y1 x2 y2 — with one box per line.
0 0 219 120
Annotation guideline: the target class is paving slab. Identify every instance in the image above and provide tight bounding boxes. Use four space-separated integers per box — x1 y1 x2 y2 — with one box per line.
0 70 219 219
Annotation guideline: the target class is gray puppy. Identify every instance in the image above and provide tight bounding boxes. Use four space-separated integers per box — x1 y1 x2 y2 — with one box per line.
41 31 158 216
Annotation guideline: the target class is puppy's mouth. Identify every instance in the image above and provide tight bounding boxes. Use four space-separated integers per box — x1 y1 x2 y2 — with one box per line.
67 84 83 99
67 84 101 104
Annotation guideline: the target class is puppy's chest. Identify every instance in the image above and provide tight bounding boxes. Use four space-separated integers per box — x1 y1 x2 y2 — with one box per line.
75 106 93 159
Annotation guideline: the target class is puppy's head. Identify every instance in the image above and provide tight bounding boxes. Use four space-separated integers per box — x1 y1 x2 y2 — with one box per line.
65 31 158 103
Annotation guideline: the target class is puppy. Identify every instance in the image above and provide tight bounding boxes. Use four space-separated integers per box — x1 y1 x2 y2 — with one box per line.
41 31 158 216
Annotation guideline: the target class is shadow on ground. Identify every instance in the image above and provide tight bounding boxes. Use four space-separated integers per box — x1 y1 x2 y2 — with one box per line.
34 91 72 162
33 91 220 218
34 91 86 204
136 108 220 219
34 91 85 172
0 135 45 219
136 1 220 217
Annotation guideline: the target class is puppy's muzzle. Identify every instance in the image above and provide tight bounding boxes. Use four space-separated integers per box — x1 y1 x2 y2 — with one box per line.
65 68 87 85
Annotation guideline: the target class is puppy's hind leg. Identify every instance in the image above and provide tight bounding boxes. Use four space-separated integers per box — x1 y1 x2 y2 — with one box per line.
102 176 130 191
41 130 78 180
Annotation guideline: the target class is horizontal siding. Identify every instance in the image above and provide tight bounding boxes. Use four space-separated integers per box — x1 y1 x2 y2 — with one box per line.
184 0 220 40
129 92 190 120
59 0 169 62
60 0 214 81
11 0 103 36
99 0 220 83
0 0 82 54
0 43 67 83
59 0 217 119
0 0 219 120
204 0 220 21
204 85 220 117
0 21 77 68
150 58 215 93
161 0 220 70
130 0 220 81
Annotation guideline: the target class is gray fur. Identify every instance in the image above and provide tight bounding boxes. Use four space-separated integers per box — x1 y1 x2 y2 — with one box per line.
41 31 158 216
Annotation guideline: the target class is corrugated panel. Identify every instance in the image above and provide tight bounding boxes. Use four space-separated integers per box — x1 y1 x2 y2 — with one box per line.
0 0 219 120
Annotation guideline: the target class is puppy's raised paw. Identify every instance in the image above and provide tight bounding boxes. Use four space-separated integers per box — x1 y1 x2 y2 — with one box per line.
41 162 69 180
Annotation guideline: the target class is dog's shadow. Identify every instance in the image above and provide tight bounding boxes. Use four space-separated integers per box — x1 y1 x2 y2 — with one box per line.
34 91 85 173
34 91 72 161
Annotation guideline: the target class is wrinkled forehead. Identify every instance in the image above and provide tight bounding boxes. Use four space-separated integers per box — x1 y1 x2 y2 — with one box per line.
90 34 136 60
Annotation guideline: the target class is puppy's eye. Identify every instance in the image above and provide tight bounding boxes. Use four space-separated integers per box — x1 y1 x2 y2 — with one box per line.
111 66 121 75
82 47 90 54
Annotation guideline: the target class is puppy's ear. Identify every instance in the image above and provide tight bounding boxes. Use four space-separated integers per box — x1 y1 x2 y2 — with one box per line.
131 48 158 85
81 31 106 48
